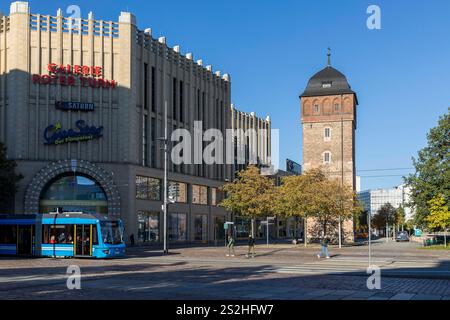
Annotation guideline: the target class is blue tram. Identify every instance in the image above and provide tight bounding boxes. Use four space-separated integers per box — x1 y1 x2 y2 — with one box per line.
0 212 125 258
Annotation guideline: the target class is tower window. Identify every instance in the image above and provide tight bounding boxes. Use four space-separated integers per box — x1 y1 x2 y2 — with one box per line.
322 81 332 88
323 152 331 164
324 127 331 140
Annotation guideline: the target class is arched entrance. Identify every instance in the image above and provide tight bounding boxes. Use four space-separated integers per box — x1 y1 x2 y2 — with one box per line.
39 173 108 215
24 160 120 215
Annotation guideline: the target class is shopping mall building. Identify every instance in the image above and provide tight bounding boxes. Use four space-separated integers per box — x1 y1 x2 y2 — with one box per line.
0 2 281 244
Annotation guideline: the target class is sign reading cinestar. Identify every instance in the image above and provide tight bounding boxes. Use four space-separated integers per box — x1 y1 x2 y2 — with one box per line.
32 63 117 89
56 101 95 111
44 120 103 145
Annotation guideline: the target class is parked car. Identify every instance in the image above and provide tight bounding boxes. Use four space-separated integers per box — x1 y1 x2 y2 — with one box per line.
396 231 409 242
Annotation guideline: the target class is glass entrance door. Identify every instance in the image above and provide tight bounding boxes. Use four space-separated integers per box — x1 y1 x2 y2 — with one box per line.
74 225 92 256
17 225 33 255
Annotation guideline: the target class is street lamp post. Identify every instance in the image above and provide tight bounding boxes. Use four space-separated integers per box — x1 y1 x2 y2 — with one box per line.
157 101 169 254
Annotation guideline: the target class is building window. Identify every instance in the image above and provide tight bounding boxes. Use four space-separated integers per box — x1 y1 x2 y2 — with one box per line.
322 81 332 88
324 127 331 141
194 215 207 241
235 217 251 239
137 211 159 243
40 174 107 215
151 117 156 167
211 188 224 206
192 185 208 205
179 80 184 122
144 63 148 110
142 115 148 166
136 176 161 200
151 67 156 112
314 104 320 113
168 181 187 203
172 77 177 120
334 103 341 112
169 213 187 241
323 152 332 164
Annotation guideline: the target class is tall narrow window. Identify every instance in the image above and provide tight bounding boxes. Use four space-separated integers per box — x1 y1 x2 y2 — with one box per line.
197 89 201 121
172 78 177 120
179 80 184 122
151 117 156 167
323 152 331 164
142 115 148 166
202 92 206 127
143 63 148 110
151 67 156 112
324 127 331 141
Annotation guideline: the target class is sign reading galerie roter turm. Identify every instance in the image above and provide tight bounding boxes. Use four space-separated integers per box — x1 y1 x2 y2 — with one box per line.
32 63 117 89
44 120 104 145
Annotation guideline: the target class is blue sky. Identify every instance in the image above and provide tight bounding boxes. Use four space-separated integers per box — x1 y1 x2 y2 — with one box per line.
3 0 449 191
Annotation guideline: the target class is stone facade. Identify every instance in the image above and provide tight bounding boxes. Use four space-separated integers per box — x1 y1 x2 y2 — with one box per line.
300 66 358 243
0 1 238 244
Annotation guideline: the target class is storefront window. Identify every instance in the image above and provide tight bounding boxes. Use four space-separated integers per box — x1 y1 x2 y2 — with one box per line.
138 211 160 243
278 219 287 238
136 176 161 200
169 213 187 241
214 216 225 241
194 215 207 241
39 174 108 214
192 185 208 205
168 181 187 203
235 216 251 239
211 188 224 206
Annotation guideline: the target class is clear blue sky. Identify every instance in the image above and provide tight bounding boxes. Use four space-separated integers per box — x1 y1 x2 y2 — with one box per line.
3 0 449 191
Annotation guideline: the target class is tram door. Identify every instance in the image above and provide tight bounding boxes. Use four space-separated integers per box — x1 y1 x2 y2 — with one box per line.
74 225 92 256
17 225 33 256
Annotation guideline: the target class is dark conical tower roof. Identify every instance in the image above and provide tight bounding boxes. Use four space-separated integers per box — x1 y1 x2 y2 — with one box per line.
300 65 356 99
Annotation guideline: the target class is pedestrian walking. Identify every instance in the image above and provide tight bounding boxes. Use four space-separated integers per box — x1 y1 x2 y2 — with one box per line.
247 235 255 258
317 236 330 259
226 235 235 257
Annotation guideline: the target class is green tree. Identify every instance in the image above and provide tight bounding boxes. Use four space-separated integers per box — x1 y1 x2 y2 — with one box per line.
274 168 360 243
0 142 23 210
405 107 450 227
372 203 396 237
426 194 450 246
220 165 275 237
396 205 406 231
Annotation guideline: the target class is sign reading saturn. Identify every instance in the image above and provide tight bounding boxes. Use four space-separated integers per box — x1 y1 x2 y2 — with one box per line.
32 63 117 89
44 120 103 145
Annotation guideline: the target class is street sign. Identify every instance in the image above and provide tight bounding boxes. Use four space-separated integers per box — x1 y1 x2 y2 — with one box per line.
224 223 229 230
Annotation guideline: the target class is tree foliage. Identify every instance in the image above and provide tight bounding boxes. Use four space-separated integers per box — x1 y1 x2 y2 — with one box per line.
426 195 450 232
372 202 397 230
405 108 450 227
0 142 23 208
220 165 275 219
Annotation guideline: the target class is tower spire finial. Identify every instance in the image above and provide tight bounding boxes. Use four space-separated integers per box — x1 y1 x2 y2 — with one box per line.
327 47 331 66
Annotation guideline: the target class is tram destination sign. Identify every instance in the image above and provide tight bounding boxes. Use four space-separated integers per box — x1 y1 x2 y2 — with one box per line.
56 101 95 112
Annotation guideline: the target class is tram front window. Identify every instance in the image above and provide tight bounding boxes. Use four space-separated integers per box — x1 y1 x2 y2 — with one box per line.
101 221 123 245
